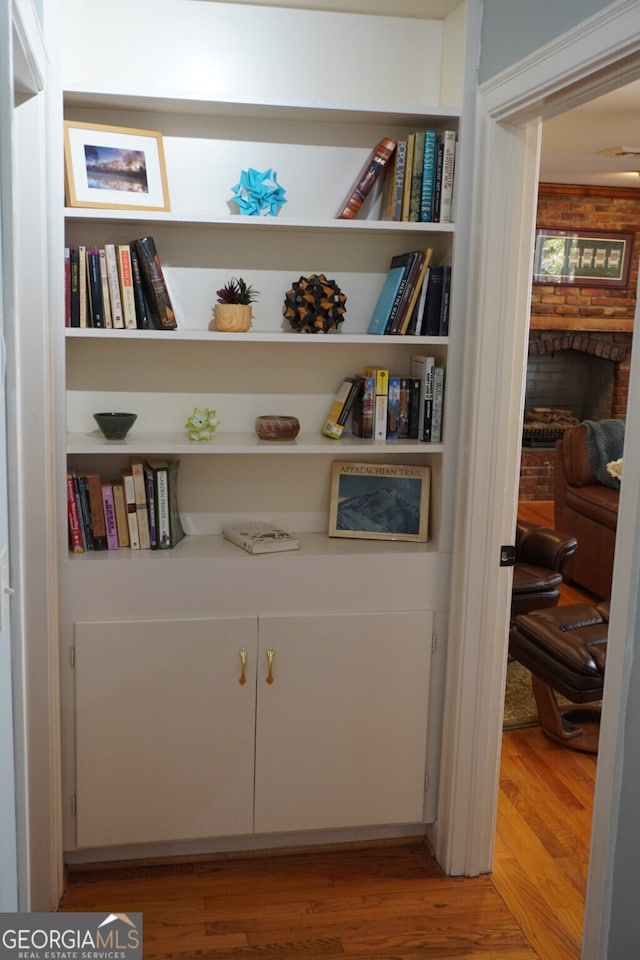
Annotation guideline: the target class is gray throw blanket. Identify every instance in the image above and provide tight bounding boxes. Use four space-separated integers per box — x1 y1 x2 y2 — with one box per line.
583 419 625 489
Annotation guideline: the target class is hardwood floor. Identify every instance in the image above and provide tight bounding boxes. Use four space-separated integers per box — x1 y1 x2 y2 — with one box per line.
60 502 596 960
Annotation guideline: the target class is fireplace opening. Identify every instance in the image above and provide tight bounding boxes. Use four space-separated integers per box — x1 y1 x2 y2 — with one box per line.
525 350 615 425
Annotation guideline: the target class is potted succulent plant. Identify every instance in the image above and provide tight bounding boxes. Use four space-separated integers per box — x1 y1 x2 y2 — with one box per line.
211 277 259 332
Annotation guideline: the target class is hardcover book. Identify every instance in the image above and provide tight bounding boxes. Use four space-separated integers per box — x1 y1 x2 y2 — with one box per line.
145 458 185 549
337 136 397 220
85 471 107 550
130 460 151 550
351 375 375 439
222 521 301 555
101 483 119 550
431 366 445 443
132 236 178 329
69 248 80 328
420 129 438 222
419 264 445 337
86 250 105 328
435 130 457 223
117 244 138 330
104 243 124 329
408 130 425 222
122 472 140 549
130 246 152 330
98 248 113 328
112 481 130 548
322 376 363 439
66 474 84 554
411 354 436 442
390 138 407 221
367 265 406 335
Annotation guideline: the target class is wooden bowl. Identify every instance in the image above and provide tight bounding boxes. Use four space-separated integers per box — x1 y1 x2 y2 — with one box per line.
255 415 300 441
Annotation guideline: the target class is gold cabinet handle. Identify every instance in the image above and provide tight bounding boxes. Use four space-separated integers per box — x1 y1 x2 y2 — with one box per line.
266 647 275 684
239 647 247 685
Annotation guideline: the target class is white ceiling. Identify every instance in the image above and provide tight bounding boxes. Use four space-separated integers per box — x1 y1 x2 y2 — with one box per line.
540 79 640 188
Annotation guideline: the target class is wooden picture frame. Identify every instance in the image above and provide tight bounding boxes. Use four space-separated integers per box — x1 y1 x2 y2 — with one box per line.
64 121 171 211
533 228 633 287
328 461 430 542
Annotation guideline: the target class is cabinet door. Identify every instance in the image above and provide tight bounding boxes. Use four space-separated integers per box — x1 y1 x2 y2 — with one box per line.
254 611 432 834
74 617 256 848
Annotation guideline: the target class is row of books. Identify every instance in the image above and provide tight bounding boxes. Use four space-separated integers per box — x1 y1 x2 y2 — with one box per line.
66 458 184 554
368 248 451 336
64 235 177 331
336 131 456 224
322 358 445 443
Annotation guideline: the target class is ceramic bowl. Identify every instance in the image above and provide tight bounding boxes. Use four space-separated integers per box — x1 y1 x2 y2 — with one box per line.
93 412 137 440
255 415 300 441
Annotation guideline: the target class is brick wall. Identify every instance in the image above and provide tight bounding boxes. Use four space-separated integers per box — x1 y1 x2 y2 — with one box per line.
532 183 640 332
520 183 637 502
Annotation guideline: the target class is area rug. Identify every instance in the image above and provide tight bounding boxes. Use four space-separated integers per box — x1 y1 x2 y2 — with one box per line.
503 659 583 730
503 660 540 730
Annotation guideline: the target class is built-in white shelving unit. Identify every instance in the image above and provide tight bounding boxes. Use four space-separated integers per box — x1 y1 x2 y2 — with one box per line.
57 0 472 863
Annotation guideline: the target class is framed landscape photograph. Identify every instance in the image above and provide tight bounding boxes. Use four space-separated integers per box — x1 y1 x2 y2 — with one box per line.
64 121 171 211
328 461 430 542
533 228 633 287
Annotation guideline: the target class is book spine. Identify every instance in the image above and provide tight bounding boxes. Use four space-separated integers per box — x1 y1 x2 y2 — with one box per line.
72 473 88 552
78 245 88 328
401 133 415 221
85 472 107 549
411 355 435 442
143 464 158 549
69 249 80 328
130 246 152 330
398 377 410 438
66 474 84 554
439 265 452 336
166 459 185 547
130 460 151 549
86 250 105 328
64 248 71 327
101 483 119 550
123 472 141 549
408 131 425 222
432 140 444 222
104 244 124 329
420 265 445 337
431 367 445 443
77 474 94 549
351 375 375 439
390 139 407 221
98 248 113 328
118 244 138 330
133 236 177 329
406 264 431 336
420 129 438 222
336 136 397 220
386 376 401 438
407 377 421 439
436 130 457 223
153 465 171 548
112 481 130 548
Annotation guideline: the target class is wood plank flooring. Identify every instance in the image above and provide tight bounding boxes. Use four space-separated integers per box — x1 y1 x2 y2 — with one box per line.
60 502 596 960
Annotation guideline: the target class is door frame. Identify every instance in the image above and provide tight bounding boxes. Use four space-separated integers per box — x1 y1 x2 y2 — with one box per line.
434 2 640 944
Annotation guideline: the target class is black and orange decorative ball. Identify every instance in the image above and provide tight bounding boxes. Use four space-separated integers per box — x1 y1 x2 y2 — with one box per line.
283 274 347 333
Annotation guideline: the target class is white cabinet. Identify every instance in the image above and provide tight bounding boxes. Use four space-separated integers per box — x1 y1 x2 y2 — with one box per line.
74 617 257 848
255 612 432 834
73 610 432 849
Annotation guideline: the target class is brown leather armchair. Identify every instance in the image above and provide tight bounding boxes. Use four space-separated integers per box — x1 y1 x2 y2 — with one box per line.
512 520 578 618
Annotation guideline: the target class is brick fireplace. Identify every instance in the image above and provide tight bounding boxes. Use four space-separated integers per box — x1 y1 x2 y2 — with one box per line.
519 183 638 502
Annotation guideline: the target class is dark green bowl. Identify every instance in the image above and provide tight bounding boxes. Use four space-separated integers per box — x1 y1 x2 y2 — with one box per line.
93 412 137 440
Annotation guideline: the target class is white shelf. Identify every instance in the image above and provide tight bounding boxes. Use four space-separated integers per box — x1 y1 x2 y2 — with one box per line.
67 430 445 456
65 327 449 345
64 207 456 235
65 530 439 561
